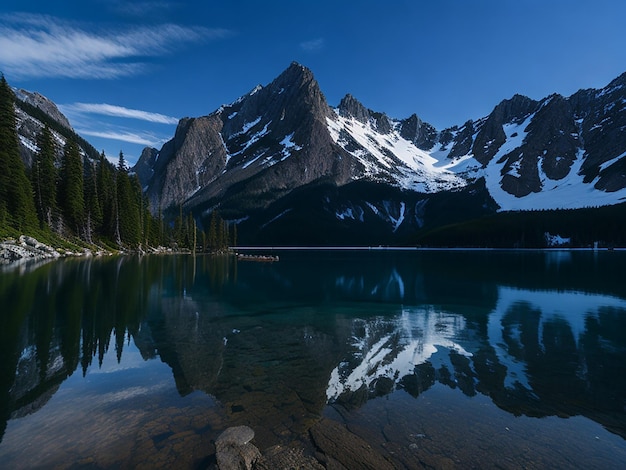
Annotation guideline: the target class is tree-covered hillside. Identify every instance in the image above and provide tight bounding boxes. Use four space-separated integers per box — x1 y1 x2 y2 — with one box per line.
0 75 168 250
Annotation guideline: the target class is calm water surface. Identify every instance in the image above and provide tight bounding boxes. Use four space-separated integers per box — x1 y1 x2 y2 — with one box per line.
1 250 625 468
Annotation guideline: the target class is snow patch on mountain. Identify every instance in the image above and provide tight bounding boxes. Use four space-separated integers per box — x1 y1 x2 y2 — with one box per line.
438 111 626 211
327 112 467 193
233 121 272 161
599 151 626 172
336 205 365 222
279 132 302 159
386 201 405 232
240 116 262 135
261 208 292 229
485 148 626 210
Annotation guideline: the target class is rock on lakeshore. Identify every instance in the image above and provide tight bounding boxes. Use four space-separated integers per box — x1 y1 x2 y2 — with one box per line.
0 236 61 265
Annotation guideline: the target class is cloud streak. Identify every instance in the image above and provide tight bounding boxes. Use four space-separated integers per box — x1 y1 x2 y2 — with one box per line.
61 102 179 124
0 13 232 79
77 128 165 146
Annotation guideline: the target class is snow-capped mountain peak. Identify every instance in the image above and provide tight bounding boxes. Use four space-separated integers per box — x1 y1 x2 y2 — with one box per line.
132 63 626 243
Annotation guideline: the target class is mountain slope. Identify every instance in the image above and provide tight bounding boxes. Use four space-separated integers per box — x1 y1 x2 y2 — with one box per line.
139 62 358 216
13 87 99 168
432 72 626 210
137 62 457 220
327 94 466 192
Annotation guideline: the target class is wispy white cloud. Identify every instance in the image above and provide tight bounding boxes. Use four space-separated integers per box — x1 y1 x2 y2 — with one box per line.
300 37 325 52
61 102 179 124
0 13 232 79
77 128 166 146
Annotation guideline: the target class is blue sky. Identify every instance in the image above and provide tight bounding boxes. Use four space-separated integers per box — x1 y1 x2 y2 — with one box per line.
1 0 625 165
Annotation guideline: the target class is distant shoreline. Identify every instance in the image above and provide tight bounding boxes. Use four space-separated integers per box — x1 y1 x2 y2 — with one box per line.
234 246 624 252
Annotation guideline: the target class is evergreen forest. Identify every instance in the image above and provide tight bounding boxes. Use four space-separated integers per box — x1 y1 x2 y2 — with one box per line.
0 75 233 253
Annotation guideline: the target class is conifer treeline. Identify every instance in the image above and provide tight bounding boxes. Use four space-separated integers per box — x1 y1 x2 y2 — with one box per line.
0 75 235 251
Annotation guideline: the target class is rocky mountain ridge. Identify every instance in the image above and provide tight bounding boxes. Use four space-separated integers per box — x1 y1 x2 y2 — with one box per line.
13 86 98 168
438 71 626 209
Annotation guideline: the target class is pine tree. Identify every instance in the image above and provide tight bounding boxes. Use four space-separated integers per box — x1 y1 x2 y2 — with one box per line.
157 205 164 246
58 139 84 235
129 174 144 247
96 151 116 240
0 75 38 231
32 125 58 228
139 193 149 247
84 160 102 244
208 210 218 250
115 152 140 246
186 213 197 252
222 220 229 250
217 217 225 250
174 204 185 248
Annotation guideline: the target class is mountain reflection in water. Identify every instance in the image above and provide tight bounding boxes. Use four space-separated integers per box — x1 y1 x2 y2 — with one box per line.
1 250 626 467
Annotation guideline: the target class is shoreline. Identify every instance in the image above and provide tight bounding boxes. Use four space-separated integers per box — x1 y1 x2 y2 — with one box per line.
3 239 622 269
234 245 624 252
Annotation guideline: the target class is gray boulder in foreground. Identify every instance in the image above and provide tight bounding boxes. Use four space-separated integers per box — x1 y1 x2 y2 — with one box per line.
215 426 261 470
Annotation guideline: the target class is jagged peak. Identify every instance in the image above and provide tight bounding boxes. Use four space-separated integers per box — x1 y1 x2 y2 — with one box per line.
273 61 315 88
399 113 438 150
489 93 538 124
596 71 626 98
337 94 394 134
248 84 263 96
337 94 370 123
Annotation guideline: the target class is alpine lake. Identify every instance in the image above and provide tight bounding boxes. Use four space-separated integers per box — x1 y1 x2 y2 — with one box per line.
1 249 626 469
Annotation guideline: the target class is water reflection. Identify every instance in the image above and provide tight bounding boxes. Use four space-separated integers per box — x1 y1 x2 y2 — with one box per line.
0 256 164 440
327 285 626 438
1 250 626 462
326 308 473 401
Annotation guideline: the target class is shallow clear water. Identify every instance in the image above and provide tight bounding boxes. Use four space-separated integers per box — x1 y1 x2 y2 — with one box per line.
1 250 625 468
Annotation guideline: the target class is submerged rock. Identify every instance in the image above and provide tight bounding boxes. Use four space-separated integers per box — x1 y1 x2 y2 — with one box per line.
216 426 255 447
255 445 324 470
215 426 261 470
310 418 395 470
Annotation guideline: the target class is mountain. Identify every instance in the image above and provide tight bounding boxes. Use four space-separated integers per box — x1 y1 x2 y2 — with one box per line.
13 87 100 167
138 63 355 216
436 73 626 210
134 63 626 244
15 88 73 131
